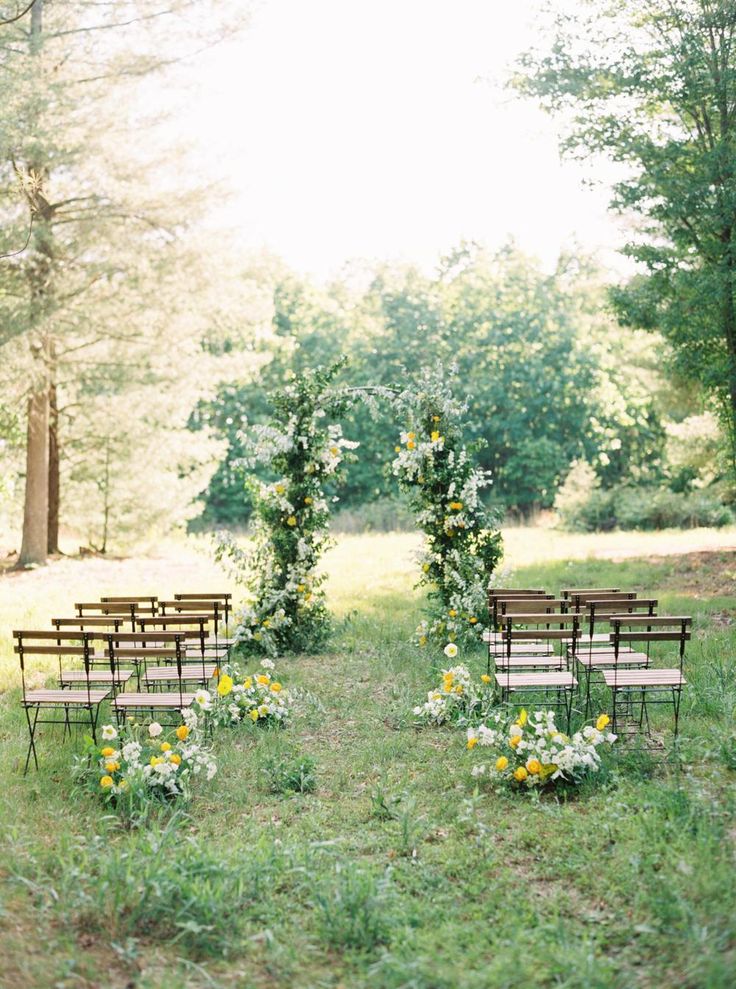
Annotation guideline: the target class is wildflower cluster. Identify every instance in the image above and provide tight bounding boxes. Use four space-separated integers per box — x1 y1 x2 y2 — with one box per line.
466 708 616 791
215 360 358 656
392 363 503 649
75 710 216 815
412 644 495 726
209 658 292 727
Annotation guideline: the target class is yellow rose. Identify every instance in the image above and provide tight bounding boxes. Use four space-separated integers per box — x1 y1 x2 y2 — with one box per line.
469 616 478 624
176 725 189 741
250 709 259 721
100 775 114 788
449 609 457 618
509 735 521 748
526 758 541 775
101 747 115 758
170 754 182 766
270 682 282 692
257 674 270 685
467 737 478 750
596 714 610 731
514 766 528 782
481 674 492 684
407 441 415 450
495 756 509 771
407 431 416 440
105 761 119 773
217 674 234 697
160 742 171 752
286 515 297 527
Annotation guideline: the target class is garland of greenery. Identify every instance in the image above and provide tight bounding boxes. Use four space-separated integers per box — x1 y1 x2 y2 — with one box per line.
392 363 503 648
215 359 357 656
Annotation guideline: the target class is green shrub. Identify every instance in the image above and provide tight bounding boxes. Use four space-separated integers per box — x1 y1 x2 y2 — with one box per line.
558 483 733 532
312 863 395 952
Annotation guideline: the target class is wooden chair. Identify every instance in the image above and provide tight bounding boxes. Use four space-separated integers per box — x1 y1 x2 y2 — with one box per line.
495 613 579 727
561 587 620 601
75 600 155 632
99 631 197 725
101 594 159 614
173 592 232 627
605 615 691 740
135 614 210 669
14 630 110 773
158 600 229 659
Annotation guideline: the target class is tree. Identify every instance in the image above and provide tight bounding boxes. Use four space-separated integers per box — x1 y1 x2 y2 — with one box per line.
514 0 736 473
0 0 244 563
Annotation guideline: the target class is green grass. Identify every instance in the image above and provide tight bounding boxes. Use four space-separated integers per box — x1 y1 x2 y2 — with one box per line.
1 529 735 988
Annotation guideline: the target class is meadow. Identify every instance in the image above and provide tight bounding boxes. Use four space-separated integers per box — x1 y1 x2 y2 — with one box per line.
1 526 735 989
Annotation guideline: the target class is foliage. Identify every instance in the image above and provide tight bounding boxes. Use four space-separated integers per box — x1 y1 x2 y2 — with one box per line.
261 751 318 794
556 480 734 532
466 708 616 791
216 359 358 655
514 0 736 473
72 713 216 821
392 363 503 646
412 657 495 726
312 863 396 952
210 657 292 727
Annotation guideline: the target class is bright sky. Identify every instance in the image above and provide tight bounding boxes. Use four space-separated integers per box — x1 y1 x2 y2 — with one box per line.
185 0 627 280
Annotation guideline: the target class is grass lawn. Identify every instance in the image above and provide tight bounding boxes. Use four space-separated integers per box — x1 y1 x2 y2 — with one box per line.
1 527 735 988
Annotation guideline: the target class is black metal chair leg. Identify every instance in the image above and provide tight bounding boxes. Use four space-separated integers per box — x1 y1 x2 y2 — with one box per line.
23 705 40 774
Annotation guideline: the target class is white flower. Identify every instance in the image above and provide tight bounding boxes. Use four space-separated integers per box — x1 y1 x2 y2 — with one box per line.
101 724 118 740
444 643 458 659
260 658 276 670
194 689 211 711
148 722 162 738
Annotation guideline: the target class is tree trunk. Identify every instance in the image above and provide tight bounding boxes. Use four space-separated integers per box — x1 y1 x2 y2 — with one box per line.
18 387 50 566
47 378 59 554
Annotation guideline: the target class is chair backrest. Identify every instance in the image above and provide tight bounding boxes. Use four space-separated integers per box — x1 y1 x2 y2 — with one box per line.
608 615 691 682
135 614 210 655
500 598 565 616
561 587 620 600
158 600 221 629
489 591 552 626
52 616 126 631
75 601 155 631
14 629 94 702
100 595 159 613
498 614 580 685
96 630 187 704
571 591 638 608
174 592 232 625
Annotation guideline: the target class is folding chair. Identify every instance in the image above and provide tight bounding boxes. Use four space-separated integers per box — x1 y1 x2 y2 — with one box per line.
100 594 159 614
101 631 197 725
605 615 691 741
159 600 228 661
570 599 657 718
487 598 566 675
14 630 110 773
135 614 211 673
75 600 156 632
561 587 620 602
495 613 579 727
173 592 232 627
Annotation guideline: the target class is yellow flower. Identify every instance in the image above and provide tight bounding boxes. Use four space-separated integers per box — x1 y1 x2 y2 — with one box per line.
296 583 306 593
394 445 401 453
422 563 430 572
259 704 270 716
275 483 285 495
249 708 259 721
105 761 119 773
469 616 478 624
596 714 610 731
253 632 262 641
509 735 521 748
443 672 454 685
495 756 509 771
449 609 457 618
330 446 339 455
419 635 428 646
257 673 270 685
101 747 115 758
243 676 253 689
270 682 282 692
449 501 463 511
217 674 234 697
304 496 313 505
407 441 415 450
431 430 440 442
432 415 440 421
481 674 492 684
467 737 478 750
407 431 415 440
516 709 528 727
526 758 541 775
176 725 189 741
118 779 127 789
514 766 528 782
160 742 171 752
170 754 182 766
286 515 297 527
454 685 463 694
100 775 114 788
150 756 163 767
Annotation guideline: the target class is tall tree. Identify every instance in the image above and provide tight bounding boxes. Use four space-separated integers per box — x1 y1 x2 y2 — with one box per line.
0 0 244 564
514 0 736 471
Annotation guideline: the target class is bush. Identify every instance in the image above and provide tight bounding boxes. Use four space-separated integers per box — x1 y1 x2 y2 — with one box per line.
557 483 734 532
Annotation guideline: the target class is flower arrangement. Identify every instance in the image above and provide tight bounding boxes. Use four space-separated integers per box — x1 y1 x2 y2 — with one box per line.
466 708 616 791
413 646 495 726
391 363 503 649
215 359 358 656
74 709 216 816
207 658 292 727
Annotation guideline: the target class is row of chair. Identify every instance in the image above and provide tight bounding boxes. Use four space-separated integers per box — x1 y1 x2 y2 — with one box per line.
14 592 233 773
485 587 691 739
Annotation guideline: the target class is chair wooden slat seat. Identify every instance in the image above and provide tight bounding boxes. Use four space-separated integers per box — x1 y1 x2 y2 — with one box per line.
144 664 216 683
113 692 195 709
577 651 649 668
494 655 566 669
495 672 577 689
602 669 686 687
60 669 133 686
23 688 109 705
